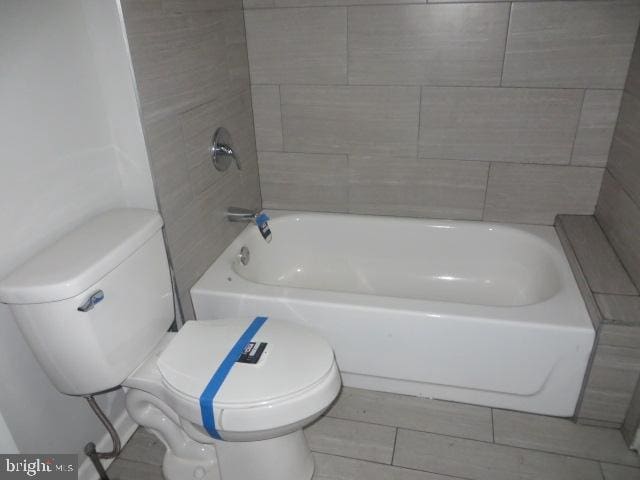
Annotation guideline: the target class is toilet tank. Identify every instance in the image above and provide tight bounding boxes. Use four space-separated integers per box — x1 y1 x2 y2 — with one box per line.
0 209 174 395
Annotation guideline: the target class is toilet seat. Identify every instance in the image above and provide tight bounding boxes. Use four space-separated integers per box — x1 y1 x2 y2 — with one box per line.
155 318 341 440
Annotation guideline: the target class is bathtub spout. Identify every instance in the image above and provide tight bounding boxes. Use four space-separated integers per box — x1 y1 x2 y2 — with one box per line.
226 207 272 243
226 207 257 222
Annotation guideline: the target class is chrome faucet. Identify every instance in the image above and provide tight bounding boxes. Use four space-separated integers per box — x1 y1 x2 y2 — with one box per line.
226 207 257 222
226 207 272 243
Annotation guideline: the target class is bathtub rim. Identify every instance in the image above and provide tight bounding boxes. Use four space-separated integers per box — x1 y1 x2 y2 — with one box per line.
192 210 594 334
231 211 570 308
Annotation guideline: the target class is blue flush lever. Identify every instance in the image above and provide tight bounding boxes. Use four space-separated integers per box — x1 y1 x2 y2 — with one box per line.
78 290 105 312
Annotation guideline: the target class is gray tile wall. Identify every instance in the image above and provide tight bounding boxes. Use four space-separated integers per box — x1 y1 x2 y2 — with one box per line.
121 0 261 318
579 342 640 426
555 215 640 428
595 23 640 446
597 25 640 288
245 0 640 224
597 27 640 285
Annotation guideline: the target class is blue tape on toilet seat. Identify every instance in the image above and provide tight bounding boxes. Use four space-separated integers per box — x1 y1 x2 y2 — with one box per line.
199 316 268 439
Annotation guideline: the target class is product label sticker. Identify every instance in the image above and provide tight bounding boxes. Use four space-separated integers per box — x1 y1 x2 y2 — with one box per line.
237 342 267 364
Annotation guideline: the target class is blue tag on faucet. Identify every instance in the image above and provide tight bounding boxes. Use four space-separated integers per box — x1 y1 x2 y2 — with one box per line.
255 211 272 243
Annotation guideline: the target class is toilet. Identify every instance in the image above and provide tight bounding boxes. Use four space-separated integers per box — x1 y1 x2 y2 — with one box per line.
0 208 341 480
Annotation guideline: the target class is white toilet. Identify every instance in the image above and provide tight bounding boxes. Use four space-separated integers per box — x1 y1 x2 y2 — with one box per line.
0 208 341 480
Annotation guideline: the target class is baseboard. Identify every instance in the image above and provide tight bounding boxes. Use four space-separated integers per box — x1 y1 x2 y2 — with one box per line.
77 409 138 480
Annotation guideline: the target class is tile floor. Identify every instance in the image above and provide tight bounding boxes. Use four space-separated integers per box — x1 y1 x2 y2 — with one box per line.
106 387 640 480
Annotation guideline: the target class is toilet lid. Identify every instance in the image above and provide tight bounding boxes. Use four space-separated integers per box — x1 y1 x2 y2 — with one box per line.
157 318 336 408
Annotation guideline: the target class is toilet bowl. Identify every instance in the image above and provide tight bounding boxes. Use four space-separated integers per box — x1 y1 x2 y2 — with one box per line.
0 208 342 480
124 318 341 480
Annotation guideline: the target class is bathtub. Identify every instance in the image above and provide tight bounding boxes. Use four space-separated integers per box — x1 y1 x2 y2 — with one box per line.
191 211 594 417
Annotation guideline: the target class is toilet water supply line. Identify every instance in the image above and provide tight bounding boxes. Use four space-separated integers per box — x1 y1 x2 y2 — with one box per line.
82 316 269 478
80 235 263 477
84 395 121 480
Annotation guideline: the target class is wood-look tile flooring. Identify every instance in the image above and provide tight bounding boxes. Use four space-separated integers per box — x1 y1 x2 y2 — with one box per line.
107 387 640 480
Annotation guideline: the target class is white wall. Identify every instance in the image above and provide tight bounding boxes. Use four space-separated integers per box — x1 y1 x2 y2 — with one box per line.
0 0 155 463
82 0 157 211
0 412 17 454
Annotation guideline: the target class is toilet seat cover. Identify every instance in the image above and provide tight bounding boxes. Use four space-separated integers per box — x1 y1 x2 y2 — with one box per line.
157 318 335 408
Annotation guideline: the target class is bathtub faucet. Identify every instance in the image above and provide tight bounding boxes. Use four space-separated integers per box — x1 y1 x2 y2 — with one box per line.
226 207 257 222
226 207 272 243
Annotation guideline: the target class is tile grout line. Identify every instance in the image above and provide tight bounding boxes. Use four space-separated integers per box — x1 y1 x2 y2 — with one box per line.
491 408 495 443
278 83 285 151
416 86 423 160
254 148 605 171
489 437 640 469
315 451 475 480
481 162 492 221
568 89 588 165
396 425 640 468
499 2 512 87
323 412 493 442
346 6 350 85
589 205 640 297
391 427 399 465
599 167 640 223
249 81 624 93
319 413 640 468
245 0 624 10
598 461 607 480
346 153 353 214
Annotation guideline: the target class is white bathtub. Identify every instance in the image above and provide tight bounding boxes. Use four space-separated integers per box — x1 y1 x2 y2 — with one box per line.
191 211 595 416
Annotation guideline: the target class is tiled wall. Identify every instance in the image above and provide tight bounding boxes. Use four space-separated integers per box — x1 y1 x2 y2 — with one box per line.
246 0 640 225
596 29 640 289
595 26 640 444
555 215 640 429
121 0 261 318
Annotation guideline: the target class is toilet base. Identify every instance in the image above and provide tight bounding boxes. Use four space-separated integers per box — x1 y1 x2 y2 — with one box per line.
163 449 219 480
161 430 314 480
125 389 314 480
125 390 220 480
214 430 314 480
